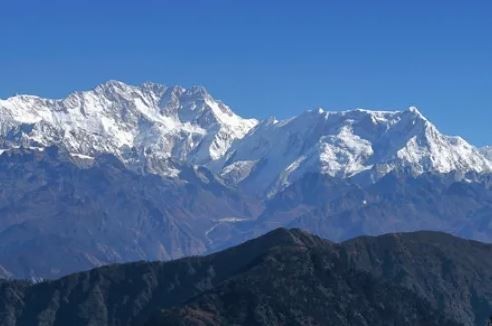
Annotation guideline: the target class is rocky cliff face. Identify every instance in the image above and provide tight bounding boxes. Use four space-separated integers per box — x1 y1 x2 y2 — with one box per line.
0 147 260 279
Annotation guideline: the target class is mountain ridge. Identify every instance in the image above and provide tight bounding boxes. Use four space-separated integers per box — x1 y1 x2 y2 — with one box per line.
1 81 492 280
1 228 490 326
1 81 490 196
0 81 258 177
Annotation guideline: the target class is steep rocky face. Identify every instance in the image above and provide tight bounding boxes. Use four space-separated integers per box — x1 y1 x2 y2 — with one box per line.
1 229 491 326
0 147 260 279
205 171 492 251
3 147 490 280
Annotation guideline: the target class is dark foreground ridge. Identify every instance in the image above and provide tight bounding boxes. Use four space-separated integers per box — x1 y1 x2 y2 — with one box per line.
1 228 492 325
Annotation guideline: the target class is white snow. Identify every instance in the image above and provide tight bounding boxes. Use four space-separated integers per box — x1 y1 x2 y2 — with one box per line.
216 106 492 195
220 160 258 184
0 81 258 176
480 146 492 161
69 153 95 160
1 82 490 196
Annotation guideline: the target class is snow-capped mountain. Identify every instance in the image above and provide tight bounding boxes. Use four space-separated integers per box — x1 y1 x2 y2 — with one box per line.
216 107 491 195
1 81 492 279
0 81 490 195
0 81 257 176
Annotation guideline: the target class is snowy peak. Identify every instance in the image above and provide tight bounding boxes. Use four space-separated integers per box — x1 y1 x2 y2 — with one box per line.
216 107 491 194
0 82 489 195
0 81 258 174
90 81 250 133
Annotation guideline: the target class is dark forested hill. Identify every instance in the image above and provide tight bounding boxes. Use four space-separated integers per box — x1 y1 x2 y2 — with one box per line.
0 229 491 325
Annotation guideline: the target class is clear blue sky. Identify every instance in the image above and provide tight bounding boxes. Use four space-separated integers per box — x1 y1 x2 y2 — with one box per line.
1 0 491 146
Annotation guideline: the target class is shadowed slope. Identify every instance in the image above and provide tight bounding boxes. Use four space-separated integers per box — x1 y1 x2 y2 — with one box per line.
2 229 492 325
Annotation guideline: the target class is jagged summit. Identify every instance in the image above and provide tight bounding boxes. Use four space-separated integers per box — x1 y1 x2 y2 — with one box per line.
0 81 258 175
217 105 491 194
0 82 490 194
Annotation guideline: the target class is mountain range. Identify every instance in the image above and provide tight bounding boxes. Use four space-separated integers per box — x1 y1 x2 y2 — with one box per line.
1 81 490 195
1 228 491 325
0 81 491 279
